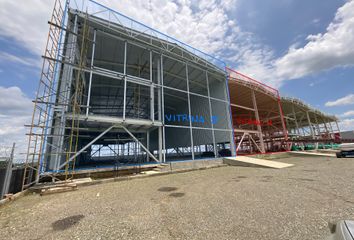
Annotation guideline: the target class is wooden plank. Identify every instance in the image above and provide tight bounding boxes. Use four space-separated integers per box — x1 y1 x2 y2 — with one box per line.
40 186 77 196
224 156 293 169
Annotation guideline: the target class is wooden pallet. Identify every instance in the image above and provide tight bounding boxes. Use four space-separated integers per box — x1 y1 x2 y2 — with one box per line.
31 181 78 195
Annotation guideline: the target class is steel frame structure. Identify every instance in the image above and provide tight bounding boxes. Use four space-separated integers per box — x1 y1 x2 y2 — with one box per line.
23 0 235 187
227 67 340 154
281 97 340 150
227 68 288 154
22 0 341 189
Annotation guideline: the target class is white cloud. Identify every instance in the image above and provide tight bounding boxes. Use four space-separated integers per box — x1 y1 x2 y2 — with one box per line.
312 18 320 24
338 118 354 131
340 110 354 117
0 51 40 68
325 94 354 107
0 86 33 114
0 0 53 55
0 0 52 73
0 0 245 77
0 86 33 161
0 0 239 57
274 0 354 81
0 0 352 90
94 0 240 56
227 0 354 87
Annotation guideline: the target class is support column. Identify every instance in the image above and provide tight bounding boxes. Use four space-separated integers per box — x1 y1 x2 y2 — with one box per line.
186 63 195 160
146 131 150 162
322 119 329 134
335 120 340 133
123 41 127 121
323 121 334 148
158 126 162 162
306 111 317 149
314 114 321 137
157 56 163 162
150 50 154 122
292 107 304 150
86 29 97 117
160 55 166 162
299 114 306 137
314 114 321 150
328 121 334 134
205 71 217 157
306 111 315 138
251 90 265 153
292 106 301 136
278 97 289 150
285 118 290 133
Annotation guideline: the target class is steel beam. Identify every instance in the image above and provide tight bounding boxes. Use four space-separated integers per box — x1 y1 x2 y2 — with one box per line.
186 63 195 160
123 41 127 120
249 134 262 153
57 125 115 170
251 90 265 153
234 128 259 134
292 105 301 136
157 57 161 121
306 111 315 138
236 133 246 152
86 29 97 116
206 71 217 157
121 126 159 162
230 103 255 112
146 130 150 162
150 51 154 122
160 55 166 162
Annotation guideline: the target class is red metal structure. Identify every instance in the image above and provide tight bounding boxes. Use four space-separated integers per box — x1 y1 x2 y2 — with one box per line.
226 67 289 155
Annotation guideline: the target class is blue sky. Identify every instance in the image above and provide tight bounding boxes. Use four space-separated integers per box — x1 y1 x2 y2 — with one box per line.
0 0 354 156
232 0 353 117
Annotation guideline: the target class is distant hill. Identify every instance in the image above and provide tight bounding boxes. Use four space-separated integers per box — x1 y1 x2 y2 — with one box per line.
340 130 354 139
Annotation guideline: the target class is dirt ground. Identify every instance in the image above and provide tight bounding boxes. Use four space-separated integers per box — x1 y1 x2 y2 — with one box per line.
1 155 354 240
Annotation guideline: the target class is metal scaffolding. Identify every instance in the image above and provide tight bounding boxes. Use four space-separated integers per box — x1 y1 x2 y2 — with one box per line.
23 0 68 189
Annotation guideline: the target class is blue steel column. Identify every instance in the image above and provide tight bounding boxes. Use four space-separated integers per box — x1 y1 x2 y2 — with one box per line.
205 71 217 157
186 63 195 160
161 55 166 162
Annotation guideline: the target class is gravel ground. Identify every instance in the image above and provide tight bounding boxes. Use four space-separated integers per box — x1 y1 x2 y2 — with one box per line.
1 155 354 240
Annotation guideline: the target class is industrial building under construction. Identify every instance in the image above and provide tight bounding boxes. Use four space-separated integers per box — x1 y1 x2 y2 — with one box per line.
21 0 341 188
